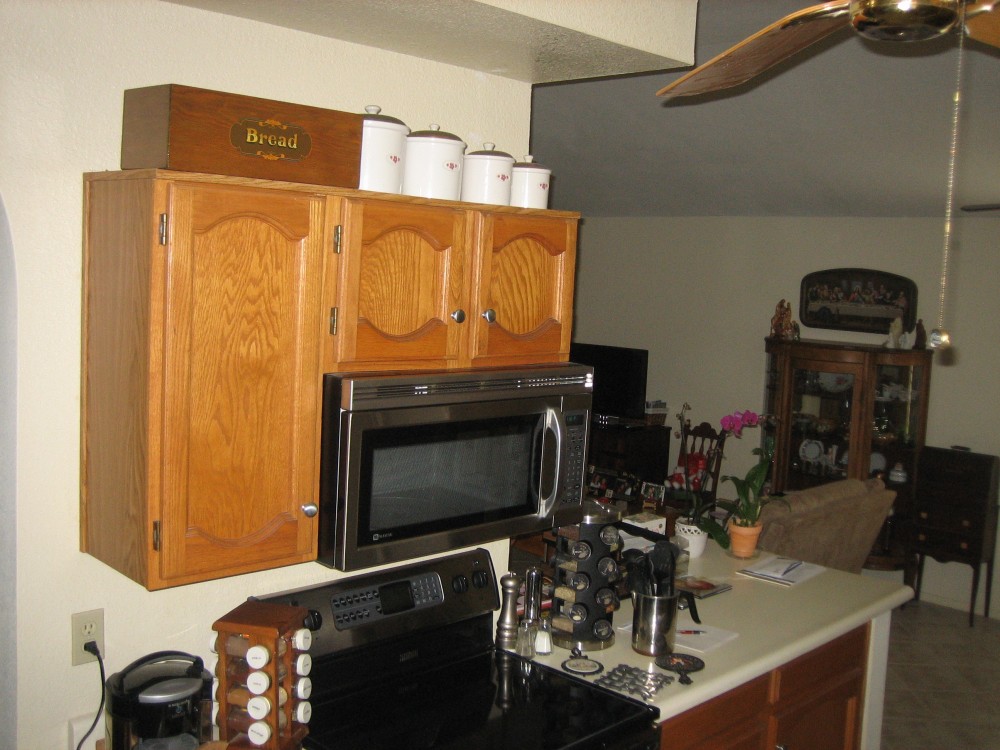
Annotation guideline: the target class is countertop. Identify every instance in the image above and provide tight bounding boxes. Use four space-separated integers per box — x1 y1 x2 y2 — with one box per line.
530 543 913 722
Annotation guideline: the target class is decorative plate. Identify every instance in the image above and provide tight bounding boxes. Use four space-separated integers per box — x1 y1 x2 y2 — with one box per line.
799 439 824 461
817 372 854 393
870 452 887 473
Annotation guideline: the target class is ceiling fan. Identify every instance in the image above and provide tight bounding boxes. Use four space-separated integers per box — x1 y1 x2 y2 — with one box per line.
657 0 1000 100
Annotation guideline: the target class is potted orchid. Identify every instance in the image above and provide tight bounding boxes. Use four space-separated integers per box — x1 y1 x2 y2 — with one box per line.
719 424 787 557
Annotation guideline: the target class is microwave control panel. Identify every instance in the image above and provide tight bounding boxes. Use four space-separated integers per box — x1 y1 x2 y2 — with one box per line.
562 410 589 504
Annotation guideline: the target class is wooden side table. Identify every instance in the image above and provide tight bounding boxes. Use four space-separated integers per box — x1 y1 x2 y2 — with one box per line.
910 446 999 626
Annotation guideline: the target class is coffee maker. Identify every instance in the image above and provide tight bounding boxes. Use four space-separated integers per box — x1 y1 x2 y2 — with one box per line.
105 650 213 750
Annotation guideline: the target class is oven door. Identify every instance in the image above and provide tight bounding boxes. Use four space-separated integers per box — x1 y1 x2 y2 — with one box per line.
319 389 587 571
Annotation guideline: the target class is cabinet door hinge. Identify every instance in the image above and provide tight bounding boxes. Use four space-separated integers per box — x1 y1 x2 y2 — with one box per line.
152 520 161 551
158 213 168 245
329 307 338 335
333 224 342 254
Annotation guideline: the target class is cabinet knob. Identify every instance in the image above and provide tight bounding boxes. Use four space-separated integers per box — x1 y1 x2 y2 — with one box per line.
481 308 497 324
450 309 466 324
918 534 926 542
300 504 319 518
919 511 928 519
962 519 971 527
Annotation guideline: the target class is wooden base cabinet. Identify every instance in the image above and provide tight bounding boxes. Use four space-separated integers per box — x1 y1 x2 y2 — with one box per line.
82 172 328 589
660 627 867 750
82 170 580 588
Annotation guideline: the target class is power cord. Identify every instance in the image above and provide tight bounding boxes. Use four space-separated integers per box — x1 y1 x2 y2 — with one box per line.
76 640 106 750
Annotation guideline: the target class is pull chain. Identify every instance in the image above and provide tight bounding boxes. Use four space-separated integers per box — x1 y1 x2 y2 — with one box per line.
931 5 966 349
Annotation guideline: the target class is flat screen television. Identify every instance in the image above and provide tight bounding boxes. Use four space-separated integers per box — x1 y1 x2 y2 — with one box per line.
570 342 649 425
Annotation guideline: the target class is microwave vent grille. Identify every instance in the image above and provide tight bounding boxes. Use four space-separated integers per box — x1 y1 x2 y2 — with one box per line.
343 368 593 407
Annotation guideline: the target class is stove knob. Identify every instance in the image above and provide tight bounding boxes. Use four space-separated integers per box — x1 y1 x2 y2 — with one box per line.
303 610 322 631
452 574 469 593
472 570 490 589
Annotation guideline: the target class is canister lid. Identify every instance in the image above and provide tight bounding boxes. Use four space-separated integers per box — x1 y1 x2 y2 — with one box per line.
513 154 549 171
408 123 464 143
466 142 514 160
362 105 407 128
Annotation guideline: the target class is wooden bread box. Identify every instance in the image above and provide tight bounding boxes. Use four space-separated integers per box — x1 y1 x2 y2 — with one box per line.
121 84 363 188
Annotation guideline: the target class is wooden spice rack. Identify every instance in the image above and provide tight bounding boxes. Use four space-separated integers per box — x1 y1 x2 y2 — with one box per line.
213 600 312 749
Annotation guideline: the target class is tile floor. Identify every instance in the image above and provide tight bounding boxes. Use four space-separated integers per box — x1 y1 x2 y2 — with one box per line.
881 600 1000 750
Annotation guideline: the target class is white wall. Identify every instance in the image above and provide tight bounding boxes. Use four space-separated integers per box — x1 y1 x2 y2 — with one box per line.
0 1 529 747
573 214 1000 614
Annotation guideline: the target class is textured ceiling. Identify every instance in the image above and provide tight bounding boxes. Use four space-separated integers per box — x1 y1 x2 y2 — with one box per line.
530 0 1000 217
163 0 696 83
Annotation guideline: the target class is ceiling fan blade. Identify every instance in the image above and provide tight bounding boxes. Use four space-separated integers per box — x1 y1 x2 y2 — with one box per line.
960 203 1000 212
965 0 1000 49
657 1 851 99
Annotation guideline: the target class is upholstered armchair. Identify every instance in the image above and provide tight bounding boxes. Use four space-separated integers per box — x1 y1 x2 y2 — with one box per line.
757 478 897 574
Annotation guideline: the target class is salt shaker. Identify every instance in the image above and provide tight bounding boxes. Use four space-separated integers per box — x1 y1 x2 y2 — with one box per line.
534 616 553 655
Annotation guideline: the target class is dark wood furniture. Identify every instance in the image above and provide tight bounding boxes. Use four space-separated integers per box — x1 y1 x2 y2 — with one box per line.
764 338 932 570
676 420 728 503
910 446 999 626
660 626 868 750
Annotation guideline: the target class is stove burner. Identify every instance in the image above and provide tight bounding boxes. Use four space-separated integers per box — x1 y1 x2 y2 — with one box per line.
595 664 673 701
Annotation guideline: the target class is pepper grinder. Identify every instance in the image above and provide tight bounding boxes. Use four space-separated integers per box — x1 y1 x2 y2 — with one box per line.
496 571 522 651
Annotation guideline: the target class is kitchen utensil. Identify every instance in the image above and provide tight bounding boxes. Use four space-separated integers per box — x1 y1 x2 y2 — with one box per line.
631 592 679 657
461 142 514 205
359 104 408 193
402 123 465 200
509 155 551 208
648 541 677 597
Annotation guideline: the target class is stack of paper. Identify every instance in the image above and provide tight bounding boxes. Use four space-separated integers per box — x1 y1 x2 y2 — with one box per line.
736 555 825 586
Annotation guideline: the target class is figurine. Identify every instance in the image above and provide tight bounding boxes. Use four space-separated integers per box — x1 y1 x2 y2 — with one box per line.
888 317 903 349
913 319 927 350
769 299 797 340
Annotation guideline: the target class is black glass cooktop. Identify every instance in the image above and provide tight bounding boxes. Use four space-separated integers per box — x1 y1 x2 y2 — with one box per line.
303 649 658 750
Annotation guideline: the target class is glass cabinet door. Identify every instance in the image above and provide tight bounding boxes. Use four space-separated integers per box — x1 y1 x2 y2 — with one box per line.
785 364 860 490
869 359 927 486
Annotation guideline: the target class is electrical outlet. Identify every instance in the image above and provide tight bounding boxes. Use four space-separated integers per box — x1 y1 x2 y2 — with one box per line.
71 609 104 666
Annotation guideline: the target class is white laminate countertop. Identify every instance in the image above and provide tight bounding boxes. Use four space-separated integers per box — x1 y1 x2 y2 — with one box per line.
529 543 914 722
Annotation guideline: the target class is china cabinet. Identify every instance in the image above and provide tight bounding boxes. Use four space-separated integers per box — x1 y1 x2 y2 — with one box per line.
764 338 932 568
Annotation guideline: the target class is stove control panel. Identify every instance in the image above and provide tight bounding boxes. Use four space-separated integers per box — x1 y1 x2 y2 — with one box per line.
332 572 443 630
257 547 500 658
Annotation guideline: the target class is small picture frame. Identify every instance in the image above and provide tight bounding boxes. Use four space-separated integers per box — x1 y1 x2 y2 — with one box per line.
640 481 666 510
799 268 917 334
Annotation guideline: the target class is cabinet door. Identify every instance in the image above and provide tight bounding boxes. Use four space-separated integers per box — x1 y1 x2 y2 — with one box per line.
469 212 577 366
157 182 325 585
334 199 470 370
771 676 862 750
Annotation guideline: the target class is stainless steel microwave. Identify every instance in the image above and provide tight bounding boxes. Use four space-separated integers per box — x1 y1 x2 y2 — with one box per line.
318 364 593 571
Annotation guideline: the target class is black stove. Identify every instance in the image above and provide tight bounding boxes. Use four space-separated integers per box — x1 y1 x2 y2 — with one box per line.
257 549 659 750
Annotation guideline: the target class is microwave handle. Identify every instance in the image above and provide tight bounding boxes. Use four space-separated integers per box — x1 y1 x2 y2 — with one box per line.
538 407 566 515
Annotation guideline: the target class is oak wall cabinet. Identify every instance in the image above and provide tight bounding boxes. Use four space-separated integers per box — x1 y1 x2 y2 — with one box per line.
81 170 578 588
764 338 932 569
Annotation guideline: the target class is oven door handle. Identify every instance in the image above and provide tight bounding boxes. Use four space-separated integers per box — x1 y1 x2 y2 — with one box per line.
538 407 566 516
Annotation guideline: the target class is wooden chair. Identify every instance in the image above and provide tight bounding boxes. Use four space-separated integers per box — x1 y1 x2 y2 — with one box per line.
676 421 728 503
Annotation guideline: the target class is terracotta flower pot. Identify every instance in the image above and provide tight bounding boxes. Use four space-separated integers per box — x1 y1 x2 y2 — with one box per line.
728 522 763 559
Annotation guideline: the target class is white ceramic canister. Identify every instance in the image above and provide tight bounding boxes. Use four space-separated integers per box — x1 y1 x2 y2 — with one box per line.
402 124 466 201
359 105 409 193
461 143 515 205
510 155 552 209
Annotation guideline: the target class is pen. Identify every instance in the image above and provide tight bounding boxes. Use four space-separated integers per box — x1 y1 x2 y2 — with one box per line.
677 630 706 635
782 560 802 576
